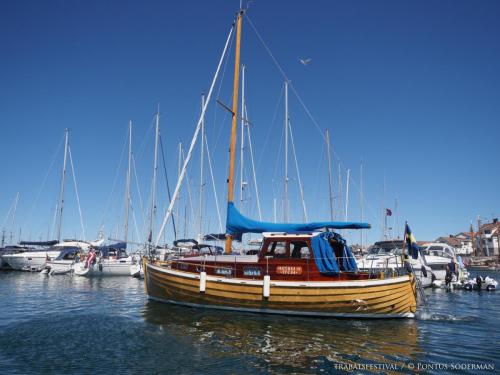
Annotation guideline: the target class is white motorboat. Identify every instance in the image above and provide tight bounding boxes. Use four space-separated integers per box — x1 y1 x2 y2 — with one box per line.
357 240 433 288
419 242 469 284
73 243 136 276
3 240 61 272
41 245 87 275
0 245 31 269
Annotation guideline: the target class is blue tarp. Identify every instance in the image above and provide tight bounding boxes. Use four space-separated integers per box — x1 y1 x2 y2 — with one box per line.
310 232 340 274
226 202 370 235
310 232 358 274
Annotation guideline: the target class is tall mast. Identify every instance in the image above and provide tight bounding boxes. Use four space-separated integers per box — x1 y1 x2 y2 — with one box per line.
56 128 69 242
198 94 205 242
345 168 350 222
284 80 289 223
338 162 343 219
360 161 364 249
124 121 132 244
176 141 182 238
224 9 243 254
326 129 334 221
240 64 246 213
149 108 160 244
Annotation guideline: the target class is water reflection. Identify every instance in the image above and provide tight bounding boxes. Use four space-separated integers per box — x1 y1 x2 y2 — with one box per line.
142 301 420 373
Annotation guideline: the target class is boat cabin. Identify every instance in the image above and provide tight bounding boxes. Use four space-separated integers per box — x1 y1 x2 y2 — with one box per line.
171 231 374 282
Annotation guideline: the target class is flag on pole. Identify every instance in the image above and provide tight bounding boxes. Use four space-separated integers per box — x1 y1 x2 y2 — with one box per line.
404 223 419 259
386 208 392 216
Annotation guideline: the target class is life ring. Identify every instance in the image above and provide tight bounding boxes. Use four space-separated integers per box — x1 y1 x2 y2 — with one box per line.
464 283 472 291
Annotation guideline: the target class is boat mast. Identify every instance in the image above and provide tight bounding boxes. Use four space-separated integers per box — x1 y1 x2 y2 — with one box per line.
198 94 205 243
176 141 182 238
56 128 69 243
148 108 160 245
326 129 334 221
124 121 132 244
284 80 289 223
240 64 246 214
360 160 364 250
224 9 243 254
345 168 350 222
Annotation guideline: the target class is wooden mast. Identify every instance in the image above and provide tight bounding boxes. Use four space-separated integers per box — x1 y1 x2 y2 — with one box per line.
225 10 244 254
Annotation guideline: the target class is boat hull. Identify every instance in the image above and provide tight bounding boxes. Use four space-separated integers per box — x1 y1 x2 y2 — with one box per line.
3 251 61 272
73 259 135 277
144 260 417 319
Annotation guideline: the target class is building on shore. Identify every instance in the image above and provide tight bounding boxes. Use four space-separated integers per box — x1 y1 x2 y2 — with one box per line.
475 219 500 257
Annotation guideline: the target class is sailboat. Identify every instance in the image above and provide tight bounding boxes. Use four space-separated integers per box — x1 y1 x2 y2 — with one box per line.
143 8 417 318
74 122 137 277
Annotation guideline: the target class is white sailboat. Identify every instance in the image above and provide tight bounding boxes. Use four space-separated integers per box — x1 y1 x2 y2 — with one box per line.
356 240 433 288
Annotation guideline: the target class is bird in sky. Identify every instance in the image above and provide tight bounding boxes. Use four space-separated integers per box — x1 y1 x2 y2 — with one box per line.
299 58 312 66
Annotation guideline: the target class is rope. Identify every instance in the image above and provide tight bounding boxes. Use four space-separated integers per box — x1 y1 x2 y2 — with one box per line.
98 127 128 230
155 22 235 246
245 105 262 220
159 133 177 239
23 134 64 231
68 146 85 241
288 120 308 222
205 134 224 233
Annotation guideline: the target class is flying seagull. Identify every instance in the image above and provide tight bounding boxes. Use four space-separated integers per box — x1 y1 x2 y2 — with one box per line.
299 58 312 66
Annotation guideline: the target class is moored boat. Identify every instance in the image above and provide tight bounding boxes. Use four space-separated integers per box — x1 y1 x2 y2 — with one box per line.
73 243 136 277
143 7 418 319
145 231 417 318
357 240 433 288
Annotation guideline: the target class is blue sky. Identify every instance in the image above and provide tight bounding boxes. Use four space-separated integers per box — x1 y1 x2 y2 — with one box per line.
1 0 499 246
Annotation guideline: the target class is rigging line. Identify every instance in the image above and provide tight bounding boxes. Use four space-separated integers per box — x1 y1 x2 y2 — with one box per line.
23 134 64 230
271 108 285 200
68 146 85 241
99 127 128 229
1 193 17 230
348 172 383 232
155 22 234 246
129 200 142 247
181 146 196 238
209 25 234 166
159 133 177 239
134 115 157 164
244 104 262 220
288 120 308 222
211 28 235 139
256 85 283 170
131 153 147 236
246 15 342 162
205 134 223 233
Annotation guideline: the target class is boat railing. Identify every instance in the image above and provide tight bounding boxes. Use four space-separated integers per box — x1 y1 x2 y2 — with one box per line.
154 255 410 281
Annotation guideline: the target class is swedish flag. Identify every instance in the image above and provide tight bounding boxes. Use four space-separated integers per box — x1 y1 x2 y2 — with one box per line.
405 223 420 259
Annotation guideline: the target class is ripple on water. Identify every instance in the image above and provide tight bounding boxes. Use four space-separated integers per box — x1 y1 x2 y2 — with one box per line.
0 270 499 374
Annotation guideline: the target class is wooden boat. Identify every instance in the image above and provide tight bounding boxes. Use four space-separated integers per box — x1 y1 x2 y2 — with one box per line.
144 8 417 318
145 232 417 318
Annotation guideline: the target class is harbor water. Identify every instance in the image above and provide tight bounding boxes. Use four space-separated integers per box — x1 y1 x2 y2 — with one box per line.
0 270 498 374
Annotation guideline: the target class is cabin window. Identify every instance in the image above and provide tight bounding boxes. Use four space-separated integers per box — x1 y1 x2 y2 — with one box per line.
63 252 76 260
429 246 443 251
290 241 310 259
264 241 287 258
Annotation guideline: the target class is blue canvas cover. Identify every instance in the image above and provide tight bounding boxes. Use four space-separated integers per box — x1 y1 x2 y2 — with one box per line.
310 232 340 274
310 232 358 274
226 202 370 235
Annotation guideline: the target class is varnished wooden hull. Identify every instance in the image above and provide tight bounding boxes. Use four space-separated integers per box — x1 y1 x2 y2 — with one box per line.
144 259 417 318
